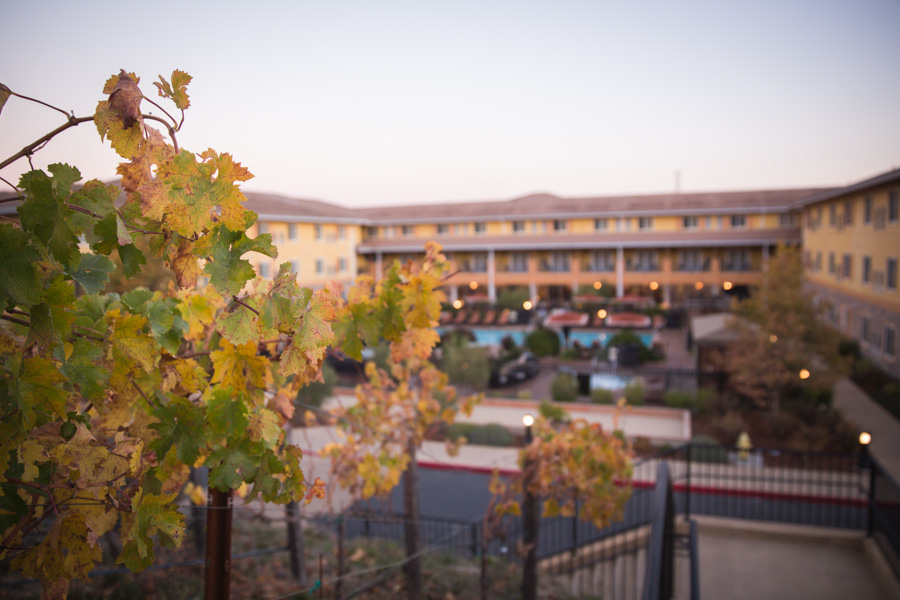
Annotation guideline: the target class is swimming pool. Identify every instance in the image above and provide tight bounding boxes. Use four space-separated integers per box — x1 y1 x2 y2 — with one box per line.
589 373 633 391
437 328 654 348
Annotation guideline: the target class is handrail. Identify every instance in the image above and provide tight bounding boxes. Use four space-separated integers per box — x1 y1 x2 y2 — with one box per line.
642 461 674 600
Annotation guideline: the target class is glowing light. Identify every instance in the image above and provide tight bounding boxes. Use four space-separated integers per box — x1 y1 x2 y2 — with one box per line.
469 281 478 290
523 300 533 310
522 414 534 427
694 282 704 290
452 300 463 310
723 281 733 291
859 432 872 445
769 334 778 343
799 369 811 380
597 309 608 319
649 281 659 291
593 281 602 290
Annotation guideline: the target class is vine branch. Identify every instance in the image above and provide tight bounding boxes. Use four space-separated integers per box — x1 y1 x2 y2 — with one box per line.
0 116 95 172
232 295 260 315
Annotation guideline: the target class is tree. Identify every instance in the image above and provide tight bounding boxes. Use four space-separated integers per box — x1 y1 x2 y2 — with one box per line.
0 70 415 598
441 333 491 391
722 244 849 413
322 245 481 600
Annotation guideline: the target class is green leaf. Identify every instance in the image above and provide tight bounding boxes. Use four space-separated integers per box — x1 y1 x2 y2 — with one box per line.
0 224 44 308
149 397 205 466
60 339 108 401
203 223 276 296
68 253 115 294
206 388 249 441
118 491 184 571
216 295 260 346
118 244 147 278
18 356 69 429
153 70 192 110
207 439 258 490
17 167 81 268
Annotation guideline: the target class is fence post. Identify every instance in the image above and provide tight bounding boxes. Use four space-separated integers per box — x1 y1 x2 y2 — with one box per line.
204 488 233 600
403 439 422 600
285 500 306 585
685 442 692 521
470 522 479 558
336 517 345 600
867 459 877 537
522 420 538 600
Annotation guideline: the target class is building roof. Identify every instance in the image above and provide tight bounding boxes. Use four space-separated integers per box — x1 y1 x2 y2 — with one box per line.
357 228 801 254
790 167 900 209
243 192 363 224
356 188 832 224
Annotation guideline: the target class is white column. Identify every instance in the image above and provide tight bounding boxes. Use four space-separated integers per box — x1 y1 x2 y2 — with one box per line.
529 281 538 304
663 284 672 306
375 252 383 281
449 285 458 303
616 246 625 298
487 249 496 303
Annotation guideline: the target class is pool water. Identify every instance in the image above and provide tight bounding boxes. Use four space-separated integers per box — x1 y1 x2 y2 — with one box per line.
589 373 633 391
437 328 654 348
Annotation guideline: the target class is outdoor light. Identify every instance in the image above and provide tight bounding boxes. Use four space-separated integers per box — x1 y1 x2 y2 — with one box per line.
522 414 534 427
649 281 659 291
597 309 608 319
593 281 602 290
860 432 872 445
769 334 778 343
694 281 704 290
452 299 463 310
799 369 811 380
523 300 533 310
723 281 733 291
469 281 478 290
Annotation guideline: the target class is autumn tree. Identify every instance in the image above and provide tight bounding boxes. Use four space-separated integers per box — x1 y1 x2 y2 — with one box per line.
0 70 352 598
722 243 849 413
321 245 481 600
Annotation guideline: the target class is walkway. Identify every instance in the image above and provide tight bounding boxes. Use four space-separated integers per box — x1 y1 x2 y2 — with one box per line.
833 377 900 482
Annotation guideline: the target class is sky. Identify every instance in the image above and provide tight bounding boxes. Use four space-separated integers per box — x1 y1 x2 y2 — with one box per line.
2 0 899 207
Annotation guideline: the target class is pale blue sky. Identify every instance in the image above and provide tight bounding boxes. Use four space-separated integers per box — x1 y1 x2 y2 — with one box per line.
2 0 898 206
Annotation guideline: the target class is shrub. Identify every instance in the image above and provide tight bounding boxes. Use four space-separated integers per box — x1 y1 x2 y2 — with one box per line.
591 388 615 404
838 339 861 359
447 423 514 447
623 381 645 406
664 390 693 409
689 435 730 463
560 347 581 360
517 390 533 400
551 372 578 402
539 400 571 424
712 411 746 445
633 436 653 455
607 329 644 348
442 336 491 390
854 358 874 375
526 328 560 357
497 287 531 309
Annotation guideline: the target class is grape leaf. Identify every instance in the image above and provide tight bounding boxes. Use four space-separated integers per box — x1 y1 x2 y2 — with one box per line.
150 397 205 467
247 408 282 449
0 225 44 308
0 83 9 115
118 491 184 571
59 339 108 400
210 339 269 394
68 253 115 295
11 511 102 586
216 295 261 346
108 70 142 128
94 96 143 159
171 238 201 288
154 69 192 110
203 223 276 296
104 309 159 392
18 357 69 428
206 439 258 490
206 388 249 441
17 166 81 268
279 290 335 380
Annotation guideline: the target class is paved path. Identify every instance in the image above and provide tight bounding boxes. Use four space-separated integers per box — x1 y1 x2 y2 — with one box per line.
833 378 900 482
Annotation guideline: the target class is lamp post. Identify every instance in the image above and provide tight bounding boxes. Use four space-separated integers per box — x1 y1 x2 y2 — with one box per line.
859 432 874 536
522 414 537 600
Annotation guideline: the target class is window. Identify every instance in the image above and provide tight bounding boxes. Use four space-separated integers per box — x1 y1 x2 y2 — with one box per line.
890 190 899 222
617 218 631 232
315 258 324 275
257 222 269 234
829 204 836 226
469 253 488 272
723 249 751 271
886 326 896 358
863 256 871 284
842 254 852 280
474 222 487 235
290 260 299 275
338 257 347 272
365 226 378 238
594 218 608 231
402 225 413 237
586 251 615 272
815 252 822 271
436 224 448 235
512 221 526 233
865 196 873 224
844 200 854 225
541 252 570 272
259 263 270 278
683 216 699 229
508 252 529 272
730 215 746 228
638 217 653 231
677 250 705 272
828 252 835 275
629 250 658 272
553 220 568 232
314 224 323 240
888 258 898 290
288 223 298 241
779 213 798 227
861 316 871 344
338 225 346 240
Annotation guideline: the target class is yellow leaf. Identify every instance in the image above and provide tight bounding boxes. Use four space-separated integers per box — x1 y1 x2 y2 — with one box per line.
210 339 270 395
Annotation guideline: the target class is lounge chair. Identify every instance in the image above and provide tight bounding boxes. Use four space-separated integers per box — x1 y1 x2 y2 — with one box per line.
481 309 496 325
496 309 511 325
